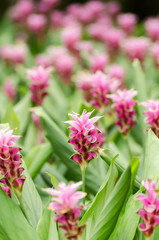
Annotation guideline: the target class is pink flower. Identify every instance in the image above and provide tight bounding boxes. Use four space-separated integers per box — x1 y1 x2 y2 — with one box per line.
44 182 86 239
141 100 159 138
106 1 121 17
109 89 137 135
145 18 159 42
27 66 52 105
35 54 52 68
108 64 126 87
122 37 149 63
136 180 159 237
0 44 27 65
3 78 16 102
104 28 125 55
37 0 59 13
89 52 108 73
78 71 119 109
0 128 25 196
50 10 64 29
26 14 47 34
65 110 104 166
88 23 111 41
8 0 34 23
117 13 137 35
61 25 81 52
151 43 159 68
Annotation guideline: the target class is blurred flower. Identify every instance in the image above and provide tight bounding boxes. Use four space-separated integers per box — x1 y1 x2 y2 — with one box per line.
65 110 104 166
36 54 52 68
50 10 64 29
108 64 126 87
122 37 149 63
27 66 52 105
117 13 137 35
88 22 111 41
106 1 121 17
109 89 137 135
26 14 47 34
151 43 159 68
136 180 159 238
0 44 27 65
141 100 159 138
0 128 25 196
3 78 16 102
145 18 159 42
37 0 59 13
44 181 86 240
8 0 34 23
89 52 108 73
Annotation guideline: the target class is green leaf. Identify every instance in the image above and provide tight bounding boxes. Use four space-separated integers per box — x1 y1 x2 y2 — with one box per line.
25 142 53 179
0 188 40 240
3 104 20 134
143 129 159 180
89 166 131 240
80 156 118 226
47 173 59 189
109 192 141 240
37 203 58 240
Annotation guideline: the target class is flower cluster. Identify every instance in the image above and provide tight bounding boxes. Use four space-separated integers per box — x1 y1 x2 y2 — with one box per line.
44 182 86 240
0 128 25 197
136 180 159 237
65 110 104 166
27 66 52 105
142 100 159 138
77 71 119 109
117 13 137 35
109 89 137 135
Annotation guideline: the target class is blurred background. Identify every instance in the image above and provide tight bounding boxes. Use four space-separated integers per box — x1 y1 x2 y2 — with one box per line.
1 0 159 20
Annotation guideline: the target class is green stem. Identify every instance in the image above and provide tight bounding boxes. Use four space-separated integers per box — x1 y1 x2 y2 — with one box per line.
14 189 29 223
145 236 152 240
124 135 132 160
81 164 87 204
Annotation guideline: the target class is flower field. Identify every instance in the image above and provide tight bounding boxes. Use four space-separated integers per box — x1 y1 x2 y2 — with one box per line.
1 1 159 239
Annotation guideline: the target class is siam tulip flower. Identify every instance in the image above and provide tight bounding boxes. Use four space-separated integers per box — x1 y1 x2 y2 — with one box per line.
78 71 119 109
3 78 16 102
122 37 149 64
136 180 159 238
0 44 27 65
109 89 137 135
65 110 104 166
44 182 86 240
27 66 52 105
47 46 68 66
61 25 82 53
106 1 121 17
141 100 159 138
0 128 25 197
76 41 93 54
8 0 34 23
87 23 109 41
26 14 47 35
117 13 137 35
108 64 126 87
37 0 59 13
50 10 64 29
150 43 159 68
35 54 52 68
89 52 108 73
104 28 125 56
145 18 159 42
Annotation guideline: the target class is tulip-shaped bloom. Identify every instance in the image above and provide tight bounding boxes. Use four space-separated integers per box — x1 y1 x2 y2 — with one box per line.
151 43 159 68
109 89 137 135
37 0 59 13
136 180 159 238
0 128 25 197
26 14 47 35
141 100 159 138
106 1 121 17
108 64 126 87
145 18 159 42
89 53 108 73
44 182 86 240
65 110 104 166
50 10 64 29
117 13 137 35
3 78 16 102
35 54 52 68
27 66 52 105
122 37 149 63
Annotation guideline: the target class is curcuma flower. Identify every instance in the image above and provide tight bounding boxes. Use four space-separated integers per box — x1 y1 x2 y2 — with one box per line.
0 128 25 197
44 182 86 240
27 66 52 106
141 100 159 138
65 110 104 166
136 180 159 238
109 89 137 135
